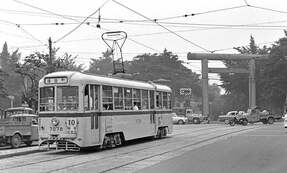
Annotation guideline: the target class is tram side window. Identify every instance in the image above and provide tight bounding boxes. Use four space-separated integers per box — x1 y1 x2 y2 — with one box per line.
84 85 99 111
156 92 163 109
114 87 124 110
39 87 55 111
162 92 168 109
124 88 132 110
132 89 141 110
150 90 155 109
167 93 172 109
102 86 113 110
57 86 79 111
142 90 149 110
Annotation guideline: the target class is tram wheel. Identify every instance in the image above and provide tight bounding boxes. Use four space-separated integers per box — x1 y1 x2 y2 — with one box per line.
11 134 22 148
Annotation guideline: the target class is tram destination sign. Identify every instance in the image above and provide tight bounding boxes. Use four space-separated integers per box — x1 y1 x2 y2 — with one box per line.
44 77 68 84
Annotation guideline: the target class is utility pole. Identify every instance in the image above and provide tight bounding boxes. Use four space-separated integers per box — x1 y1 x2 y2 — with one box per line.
48 37 53 73
201 58 209 118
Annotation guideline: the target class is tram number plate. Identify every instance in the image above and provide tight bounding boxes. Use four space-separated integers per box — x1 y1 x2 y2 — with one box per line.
50 126 63 132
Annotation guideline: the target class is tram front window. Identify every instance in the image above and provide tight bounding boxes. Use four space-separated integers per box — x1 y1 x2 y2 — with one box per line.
57 86 79 111
40 87 55 111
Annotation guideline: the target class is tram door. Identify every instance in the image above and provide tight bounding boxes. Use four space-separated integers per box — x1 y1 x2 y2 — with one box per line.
91 113 100 144
86 84 100 144
155 91 163 131
150 91 157 133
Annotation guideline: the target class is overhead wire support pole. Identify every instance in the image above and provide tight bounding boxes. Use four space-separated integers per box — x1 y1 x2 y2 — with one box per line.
48 37 53 73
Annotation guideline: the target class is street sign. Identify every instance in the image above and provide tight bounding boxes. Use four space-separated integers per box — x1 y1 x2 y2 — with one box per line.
180 88 192 96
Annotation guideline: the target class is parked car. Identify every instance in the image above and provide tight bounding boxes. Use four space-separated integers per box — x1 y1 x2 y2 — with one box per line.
284 114 287 128
172 113 188 124
173 108 207 124
0 107 38 148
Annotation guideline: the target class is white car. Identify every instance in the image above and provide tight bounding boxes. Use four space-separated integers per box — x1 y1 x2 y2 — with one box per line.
172 113 188 124
283 114 287 128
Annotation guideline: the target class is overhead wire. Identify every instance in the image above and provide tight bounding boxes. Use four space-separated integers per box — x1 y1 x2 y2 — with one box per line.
112 0 211 53
0 19 43 44
0 29 36 40
54 0 111 43
12 0 106 35
6 0 287 60
12 0 160 53
15 20 287 29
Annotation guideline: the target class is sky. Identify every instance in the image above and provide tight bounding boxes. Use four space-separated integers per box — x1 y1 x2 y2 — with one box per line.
1 0 287 84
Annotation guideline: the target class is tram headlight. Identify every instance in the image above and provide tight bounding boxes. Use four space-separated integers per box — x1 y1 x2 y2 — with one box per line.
51 118 60 126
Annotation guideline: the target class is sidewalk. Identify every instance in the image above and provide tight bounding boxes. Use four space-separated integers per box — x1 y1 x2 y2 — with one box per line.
0 142 50 159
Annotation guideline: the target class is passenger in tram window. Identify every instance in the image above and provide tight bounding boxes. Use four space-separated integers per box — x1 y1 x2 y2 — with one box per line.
84 86 89 110
133 104 139 110
103 104 109 110
103 104 113 110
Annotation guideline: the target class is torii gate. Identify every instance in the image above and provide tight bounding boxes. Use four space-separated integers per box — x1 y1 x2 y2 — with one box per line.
187 53 268 118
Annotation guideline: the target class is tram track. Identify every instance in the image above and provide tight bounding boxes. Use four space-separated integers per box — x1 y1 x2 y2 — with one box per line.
101 126 260 173
0 125 261 173
0 125 223 170
48 126 260 173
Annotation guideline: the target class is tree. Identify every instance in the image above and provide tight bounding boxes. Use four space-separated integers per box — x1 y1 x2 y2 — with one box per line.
16 49 83 109
127 49 202 105
219 36 270 111
261 31 287 113
0 69 7 97
0 42 23 108
87 49 113 75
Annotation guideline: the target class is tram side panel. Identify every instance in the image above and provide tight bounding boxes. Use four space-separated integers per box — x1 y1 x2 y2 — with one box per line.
101 111 173 142
154 111 173 134
103 112 156 141
161 112 173 134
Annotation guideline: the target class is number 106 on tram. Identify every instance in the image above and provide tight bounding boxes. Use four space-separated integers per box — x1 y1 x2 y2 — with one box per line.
38 71 173 151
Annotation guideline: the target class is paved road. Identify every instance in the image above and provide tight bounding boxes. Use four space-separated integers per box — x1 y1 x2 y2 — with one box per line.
138 123 287 173
0 123 264 173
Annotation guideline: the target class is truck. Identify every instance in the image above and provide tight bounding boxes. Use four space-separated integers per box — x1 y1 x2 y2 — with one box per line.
229 107 280 126
218 111 239 123
0 107 38 148
173 108 208 124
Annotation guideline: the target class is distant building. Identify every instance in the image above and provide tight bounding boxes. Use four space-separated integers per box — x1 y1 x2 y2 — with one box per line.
173 96 201 113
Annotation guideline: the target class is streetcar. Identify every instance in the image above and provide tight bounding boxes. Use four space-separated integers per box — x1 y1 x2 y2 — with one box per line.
38 71 173 151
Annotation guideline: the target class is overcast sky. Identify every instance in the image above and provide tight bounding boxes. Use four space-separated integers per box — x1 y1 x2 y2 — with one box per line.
1 0 287 83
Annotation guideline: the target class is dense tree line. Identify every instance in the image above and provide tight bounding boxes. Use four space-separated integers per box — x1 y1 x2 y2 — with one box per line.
218 32 287 115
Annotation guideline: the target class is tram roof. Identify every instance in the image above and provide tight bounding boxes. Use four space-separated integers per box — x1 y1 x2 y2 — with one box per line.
39 71 171 92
